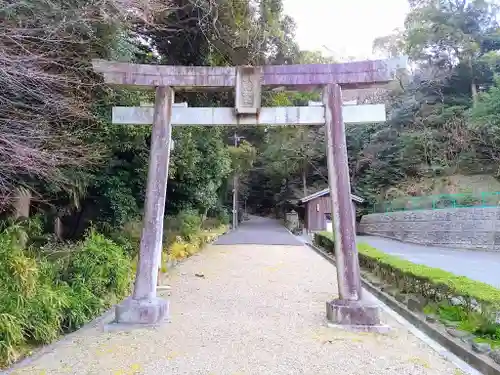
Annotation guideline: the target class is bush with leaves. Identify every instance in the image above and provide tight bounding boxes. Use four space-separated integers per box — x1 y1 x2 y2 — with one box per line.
107 219 143 258
176 209 202 241
0 222 132 367
63 230 132 307
0 224 67 366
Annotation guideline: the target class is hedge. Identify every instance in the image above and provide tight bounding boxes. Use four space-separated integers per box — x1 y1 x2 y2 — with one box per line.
314 232 500 315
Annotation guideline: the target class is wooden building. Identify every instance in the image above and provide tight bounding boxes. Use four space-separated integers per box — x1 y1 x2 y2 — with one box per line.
298 188 365 233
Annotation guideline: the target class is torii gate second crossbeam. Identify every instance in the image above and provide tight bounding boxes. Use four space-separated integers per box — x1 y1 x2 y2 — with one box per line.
93 57 408 331
113 101 386 235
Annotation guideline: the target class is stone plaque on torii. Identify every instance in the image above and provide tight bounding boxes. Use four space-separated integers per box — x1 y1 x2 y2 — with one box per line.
93 56 407 330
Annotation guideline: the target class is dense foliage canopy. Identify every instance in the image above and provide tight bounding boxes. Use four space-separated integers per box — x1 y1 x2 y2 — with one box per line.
4 0 500 230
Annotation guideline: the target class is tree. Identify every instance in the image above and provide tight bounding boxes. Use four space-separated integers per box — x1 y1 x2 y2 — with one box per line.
0 0 158 216
297 50 337 64
470 76 500 171
167 127 232 217
373 29 406 58
404 0 499 104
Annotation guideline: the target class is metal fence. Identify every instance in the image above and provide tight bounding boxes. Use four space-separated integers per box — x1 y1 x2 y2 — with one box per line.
371 192 500 213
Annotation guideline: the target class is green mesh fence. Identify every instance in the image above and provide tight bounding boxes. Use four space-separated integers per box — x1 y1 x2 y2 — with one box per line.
371 192 500 213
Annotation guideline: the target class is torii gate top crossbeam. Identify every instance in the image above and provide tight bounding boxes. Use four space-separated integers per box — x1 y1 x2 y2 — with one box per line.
92 57 408 90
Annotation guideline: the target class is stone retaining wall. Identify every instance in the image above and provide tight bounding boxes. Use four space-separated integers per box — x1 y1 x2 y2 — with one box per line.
359 207 500 251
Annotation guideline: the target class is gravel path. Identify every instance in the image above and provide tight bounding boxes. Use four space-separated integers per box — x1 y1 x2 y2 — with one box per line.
8 242 461 375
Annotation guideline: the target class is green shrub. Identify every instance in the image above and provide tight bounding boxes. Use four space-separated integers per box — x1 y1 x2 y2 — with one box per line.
0 312 23 366
0 227 67 366
207 204 230 226
64 230 132 302
315 231 335 250
177 209 202 241
216 210 230 226
437 303 468 322
60 282 102 331
201 217 221 230
108 219 143 257
0 225 132 367
315 231 500 345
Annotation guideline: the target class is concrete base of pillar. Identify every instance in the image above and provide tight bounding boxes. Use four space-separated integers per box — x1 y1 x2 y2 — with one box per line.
156 285 171 291
110 297 169 328
326 322 391 334
326 299 389 334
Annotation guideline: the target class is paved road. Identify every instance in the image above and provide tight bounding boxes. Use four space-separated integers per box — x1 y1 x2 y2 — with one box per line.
358 235 500 288
215 216 303 246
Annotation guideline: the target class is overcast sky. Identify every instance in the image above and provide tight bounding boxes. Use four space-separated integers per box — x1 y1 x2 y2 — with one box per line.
282 0 409 59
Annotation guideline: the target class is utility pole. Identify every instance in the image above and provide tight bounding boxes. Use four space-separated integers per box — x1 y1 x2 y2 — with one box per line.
229 132 244 229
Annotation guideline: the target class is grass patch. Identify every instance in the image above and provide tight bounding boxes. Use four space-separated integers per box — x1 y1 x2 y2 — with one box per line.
475 337 500 349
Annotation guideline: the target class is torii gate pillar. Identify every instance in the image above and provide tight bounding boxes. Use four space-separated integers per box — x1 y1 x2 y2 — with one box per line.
323 84 381 329
93 56 407 329
114 86 173 324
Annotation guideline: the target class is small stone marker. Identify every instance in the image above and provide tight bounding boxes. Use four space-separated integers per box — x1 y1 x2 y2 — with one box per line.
472 341 491 354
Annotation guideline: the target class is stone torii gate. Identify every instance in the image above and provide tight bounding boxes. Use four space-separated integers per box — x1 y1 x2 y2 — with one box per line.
93 57 407 329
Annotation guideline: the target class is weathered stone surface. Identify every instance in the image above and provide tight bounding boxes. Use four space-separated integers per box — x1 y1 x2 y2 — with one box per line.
326 299 381 326
406 295 427 312
394 292 406 303
460 335 475 344
235 66 262 115
114 297 168 325
445 327 471 339
472 341 491 354
369 280 383 287
450 296 465 306
385 287 399 297
425 314 437 323
359 207 500 251
490 349 500 364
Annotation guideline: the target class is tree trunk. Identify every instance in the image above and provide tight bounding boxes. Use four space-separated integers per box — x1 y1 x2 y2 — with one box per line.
302 169 307 197
54 216 63 240
469 56 478 107
13 187 31 219
471 80 478 107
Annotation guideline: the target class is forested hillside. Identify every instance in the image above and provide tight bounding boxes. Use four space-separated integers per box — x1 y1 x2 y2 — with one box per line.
7 0 500 227
245 0 500 215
